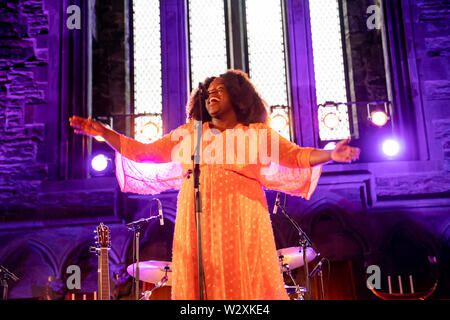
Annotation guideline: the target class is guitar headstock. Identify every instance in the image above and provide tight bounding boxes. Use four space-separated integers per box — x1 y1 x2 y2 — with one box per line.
95 223 111 249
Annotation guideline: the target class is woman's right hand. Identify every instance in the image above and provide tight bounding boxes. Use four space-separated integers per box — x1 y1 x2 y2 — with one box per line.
69 115 106 138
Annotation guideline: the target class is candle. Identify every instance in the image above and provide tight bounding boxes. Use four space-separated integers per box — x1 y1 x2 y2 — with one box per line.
398 275 403 294
409 275 414 294
388 276 392 294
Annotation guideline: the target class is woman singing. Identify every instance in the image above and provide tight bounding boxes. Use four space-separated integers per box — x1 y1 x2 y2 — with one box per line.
70 69 360 300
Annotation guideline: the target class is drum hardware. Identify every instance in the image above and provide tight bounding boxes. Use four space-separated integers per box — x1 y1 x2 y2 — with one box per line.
278 257 307 300
126 260 172 300
0 265 19 300
277 247 317 271
284 285 307 300
138 266 170 300
127 261 172 285
126 199 164 300
274 194 327 300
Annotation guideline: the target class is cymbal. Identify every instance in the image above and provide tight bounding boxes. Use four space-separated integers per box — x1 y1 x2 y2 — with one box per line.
277 246 317 271
127 260 172 286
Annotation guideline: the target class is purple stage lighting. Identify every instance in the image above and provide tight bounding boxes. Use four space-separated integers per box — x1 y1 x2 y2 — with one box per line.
91 154 109 172
382 139 400 157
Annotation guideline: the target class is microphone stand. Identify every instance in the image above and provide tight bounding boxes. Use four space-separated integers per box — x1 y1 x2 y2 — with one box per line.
191 83 206 300
309 257 327 300
0 265 19 300
274 197 320 300
126 214 161 300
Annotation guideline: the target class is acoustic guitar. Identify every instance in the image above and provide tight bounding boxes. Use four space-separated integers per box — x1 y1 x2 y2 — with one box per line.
92 223 111 300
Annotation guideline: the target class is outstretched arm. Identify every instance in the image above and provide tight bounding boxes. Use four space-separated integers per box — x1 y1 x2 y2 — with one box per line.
309 138 360 166
69 115 121 151
264 125 360 168
69 115 190 163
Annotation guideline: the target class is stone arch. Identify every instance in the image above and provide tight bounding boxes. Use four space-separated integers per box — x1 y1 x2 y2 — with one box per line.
378 219 439 294
271 194 368 253
306 203 368 261
2 239 59 299
271 197 369 299
59 239 100 294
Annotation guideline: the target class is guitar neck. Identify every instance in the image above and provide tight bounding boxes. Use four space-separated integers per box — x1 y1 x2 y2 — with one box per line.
98 247 111 300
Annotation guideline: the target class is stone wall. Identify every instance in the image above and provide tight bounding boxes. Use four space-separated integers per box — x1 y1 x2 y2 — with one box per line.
414 0 450 161
0 0 49 214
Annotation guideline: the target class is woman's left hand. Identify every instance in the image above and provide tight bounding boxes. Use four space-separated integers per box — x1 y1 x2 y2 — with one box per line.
331 138 361 163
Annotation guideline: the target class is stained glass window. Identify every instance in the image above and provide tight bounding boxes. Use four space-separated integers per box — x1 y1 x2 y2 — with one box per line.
309 0 351 141
188 0 228 90
133 0 163 143
246 0 290 140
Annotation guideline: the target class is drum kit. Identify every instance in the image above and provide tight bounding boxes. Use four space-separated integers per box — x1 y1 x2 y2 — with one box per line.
125 194 327 300
126 260 172 300
126 246 320 300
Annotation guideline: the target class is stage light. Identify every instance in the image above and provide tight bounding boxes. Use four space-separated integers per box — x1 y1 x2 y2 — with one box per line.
270 113 289 132
140 121 160 142
323 112 340 130
324 142 337 151
382 139 400 157
269 105 291 141
95 136 105 142
91 154 109 172
370 111 389 127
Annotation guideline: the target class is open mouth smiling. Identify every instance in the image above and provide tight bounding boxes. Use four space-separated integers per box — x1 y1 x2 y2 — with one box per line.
209 97 220 104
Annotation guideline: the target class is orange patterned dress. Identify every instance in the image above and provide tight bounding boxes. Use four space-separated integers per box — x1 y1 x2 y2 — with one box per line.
115 121 322 300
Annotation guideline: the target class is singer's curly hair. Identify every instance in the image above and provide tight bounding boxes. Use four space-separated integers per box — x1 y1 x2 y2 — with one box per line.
187 69 268 125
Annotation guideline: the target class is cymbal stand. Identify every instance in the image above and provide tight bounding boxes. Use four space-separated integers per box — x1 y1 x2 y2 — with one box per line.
274 198 320 300
140 266 169 300
0 265 19 300
279 259 305 300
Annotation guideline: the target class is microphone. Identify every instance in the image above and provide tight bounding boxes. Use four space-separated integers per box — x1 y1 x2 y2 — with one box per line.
126 217 154 228
309 257 326 278
125 199 163 229
272 192 280 214
155 198 164 226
